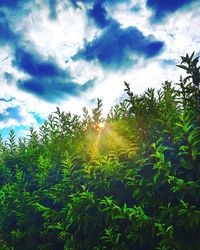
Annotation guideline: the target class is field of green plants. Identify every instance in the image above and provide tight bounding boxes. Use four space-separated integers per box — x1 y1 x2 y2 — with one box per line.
0 53 200 250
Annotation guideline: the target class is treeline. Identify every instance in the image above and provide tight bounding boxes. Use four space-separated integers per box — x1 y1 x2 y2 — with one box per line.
0 53 200 249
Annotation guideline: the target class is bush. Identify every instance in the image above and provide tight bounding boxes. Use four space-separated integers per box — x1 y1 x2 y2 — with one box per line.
0 53 200 249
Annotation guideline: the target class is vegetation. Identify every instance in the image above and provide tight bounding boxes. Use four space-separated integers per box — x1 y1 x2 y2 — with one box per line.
0 53 200 250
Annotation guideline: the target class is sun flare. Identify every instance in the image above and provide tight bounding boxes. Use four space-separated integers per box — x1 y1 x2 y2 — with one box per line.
98 122 105 129
96 122 105 131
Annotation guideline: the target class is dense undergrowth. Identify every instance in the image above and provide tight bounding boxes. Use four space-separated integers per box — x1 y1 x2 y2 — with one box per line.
0 53 200 250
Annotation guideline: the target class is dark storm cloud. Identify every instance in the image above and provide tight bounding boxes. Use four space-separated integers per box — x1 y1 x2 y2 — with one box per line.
131 4 142 13
17 77 94 103
0 97 15 103
0 0 26 8
14 48 63 78
146 0 197 22
71 1 164 69
3 73 13 83
13 47 94 102
0 106 23 122
73 20 164 70
0 0 166 102
71 0 129 5
88 2 110 28
0 0 60 22
47 0 58 19
0 2 94 103
0 12 18 46
71 0 130 28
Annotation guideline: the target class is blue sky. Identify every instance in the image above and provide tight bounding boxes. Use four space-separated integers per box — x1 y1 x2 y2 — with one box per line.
0 0 200 139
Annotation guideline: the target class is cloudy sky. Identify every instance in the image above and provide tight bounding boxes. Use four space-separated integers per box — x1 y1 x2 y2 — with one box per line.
0 0 200 139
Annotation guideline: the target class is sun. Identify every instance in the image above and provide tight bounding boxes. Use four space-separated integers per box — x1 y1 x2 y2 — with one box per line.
98 122 105 129
95 122 105 131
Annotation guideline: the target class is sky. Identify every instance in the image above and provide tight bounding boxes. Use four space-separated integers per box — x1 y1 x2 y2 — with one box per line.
0 0 200 139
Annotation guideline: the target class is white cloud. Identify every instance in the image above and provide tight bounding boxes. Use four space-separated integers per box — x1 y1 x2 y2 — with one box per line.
100 0 200 96
0 0 200 134
21 3 93 68
0 101 37 130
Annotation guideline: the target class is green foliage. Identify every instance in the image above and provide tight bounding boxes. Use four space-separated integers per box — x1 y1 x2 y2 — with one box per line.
0 53 200 249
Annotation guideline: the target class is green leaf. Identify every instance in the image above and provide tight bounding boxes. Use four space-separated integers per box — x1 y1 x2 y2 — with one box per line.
177 65 188 71
166 225 174 239
153 171 160 183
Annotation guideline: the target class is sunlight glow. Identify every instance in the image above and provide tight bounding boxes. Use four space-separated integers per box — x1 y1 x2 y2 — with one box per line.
98 122 105 129
87 120 138 161
89 131 101 161
96 122 105 131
